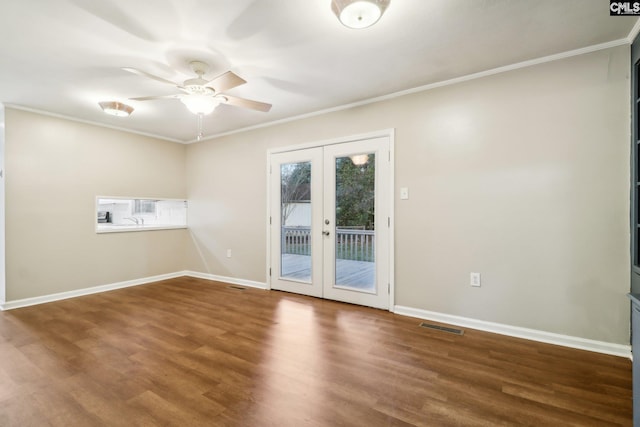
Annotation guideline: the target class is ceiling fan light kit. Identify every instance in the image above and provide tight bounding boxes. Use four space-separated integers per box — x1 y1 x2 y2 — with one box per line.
98 101 134 117
180 94 222 115
124 61 270 115
331 0 389 29
122 60 271 140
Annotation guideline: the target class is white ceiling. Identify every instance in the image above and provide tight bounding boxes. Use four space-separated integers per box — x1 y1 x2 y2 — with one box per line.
0 0 637 143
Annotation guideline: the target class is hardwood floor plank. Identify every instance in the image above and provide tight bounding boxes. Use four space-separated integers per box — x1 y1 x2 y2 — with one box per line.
127 390 212 427
16 342 79 380
550 382 632 410
31 384 106 427
0 393 54 427
426 377 617 427
502 382 630 425
0 277 631 426
59 374 148 427
128 349 221 396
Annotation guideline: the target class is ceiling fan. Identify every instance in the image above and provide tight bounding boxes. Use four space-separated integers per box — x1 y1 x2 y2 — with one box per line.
123 60 272 116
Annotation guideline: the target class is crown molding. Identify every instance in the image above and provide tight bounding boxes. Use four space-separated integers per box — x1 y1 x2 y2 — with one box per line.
195 39 630 143
4 104 184 144
628 17 640 43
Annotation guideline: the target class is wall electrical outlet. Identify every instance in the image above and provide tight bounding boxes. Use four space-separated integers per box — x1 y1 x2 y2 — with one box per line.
226 249 232 258
470 272 481 287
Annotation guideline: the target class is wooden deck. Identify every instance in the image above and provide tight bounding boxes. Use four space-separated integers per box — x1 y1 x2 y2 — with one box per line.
281 254 375 291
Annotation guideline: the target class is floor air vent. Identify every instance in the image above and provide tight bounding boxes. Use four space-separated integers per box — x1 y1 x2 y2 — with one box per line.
419 322 464 335
227 285 247 291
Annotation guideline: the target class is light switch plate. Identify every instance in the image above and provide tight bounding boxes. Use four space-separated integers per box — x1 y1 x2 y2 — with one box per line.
470 272 481 287
400 187 409 200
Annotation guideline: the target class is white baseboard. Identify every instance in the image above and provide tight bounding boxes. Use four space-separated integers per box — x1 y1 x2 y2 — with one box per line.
0 271 187 311
184 271 267 290
0 271 266 311
394 305 631 359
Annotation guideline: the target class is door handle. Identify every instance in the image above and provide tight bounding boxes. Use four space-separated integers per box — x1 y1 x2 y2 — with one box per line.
323 230 330 236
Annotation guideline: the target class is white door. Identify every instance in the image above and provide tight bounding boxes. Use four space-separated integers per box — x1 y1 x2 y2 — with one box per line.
269 137 391 309
269 147 324 298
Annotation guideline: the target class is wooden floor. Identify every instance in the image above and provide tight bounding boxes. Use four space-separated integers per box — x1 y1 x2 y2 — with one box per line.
0 277 632 426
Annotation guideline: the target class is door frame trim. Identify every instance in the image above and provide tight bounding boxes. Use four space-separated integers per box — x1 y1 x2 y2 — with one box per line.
266 128 395 311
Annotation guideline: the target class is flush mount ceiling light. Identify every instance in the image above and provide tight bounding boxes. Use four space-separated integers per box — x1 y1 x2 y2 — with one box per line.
350 154 370 166
99 101 134 117
98 101 134 117
331 0 390 29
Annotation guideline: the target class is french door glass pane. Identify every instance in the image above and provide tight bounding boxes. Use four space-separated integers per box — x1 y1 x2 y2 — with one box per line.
334 153 376 292
280 162 312 282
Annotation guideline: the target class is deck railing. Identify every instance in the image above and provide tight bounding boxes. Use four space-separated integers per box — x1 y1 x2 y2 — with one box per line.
282 226 375 262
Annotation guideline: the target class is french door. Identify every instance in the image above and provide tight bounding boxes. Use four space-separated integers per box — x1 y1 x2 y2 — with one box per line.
269 137 391 309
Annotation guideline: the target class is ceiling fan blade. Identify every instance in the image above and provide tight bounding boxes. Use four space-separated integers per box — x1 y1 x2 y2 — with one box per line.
122 67 178 87
208 71 247 93
222 95 272 112
129 94 181 101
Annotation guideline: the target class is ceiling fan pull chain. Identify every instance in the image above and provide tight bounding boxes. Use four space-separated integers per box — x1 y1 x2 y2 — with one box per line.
196 113 204 141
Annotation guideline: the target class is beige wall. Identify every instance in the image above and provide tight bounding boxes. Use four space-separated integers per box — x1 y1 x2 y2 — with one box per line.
186 45 631 344
5 108 188 301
